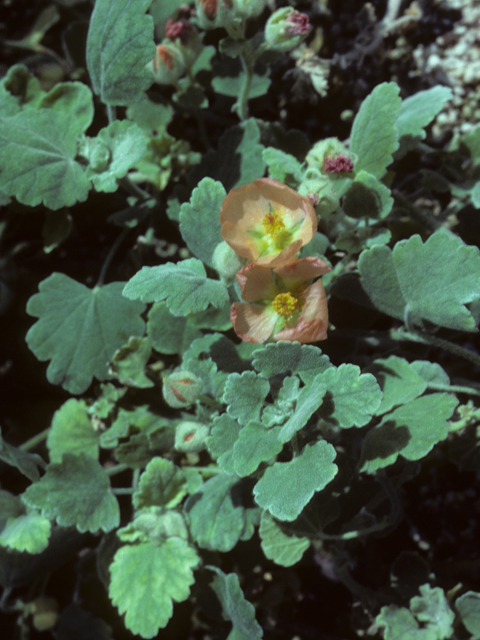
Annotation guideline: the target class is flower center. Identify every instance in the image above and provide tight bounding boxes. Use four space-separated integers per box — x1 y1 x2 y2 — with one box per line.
272 292 300 317
262 210 286 239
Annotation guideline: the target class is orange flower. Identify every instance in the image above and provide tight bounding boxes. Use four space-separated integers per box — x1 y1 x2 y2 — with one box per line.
220 178 317 267
231 257 331 344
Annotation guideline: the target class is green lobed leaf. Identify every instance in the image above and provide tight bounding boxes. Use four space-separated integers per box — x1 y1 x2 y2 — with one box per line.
179 178 226 268
133 458 187 510
0 491 23 530
86 0 155 106
253 341 331 384
367 356 427 416
0 428 44 482
233 423 284 477
253 441 338 521
83 120 148 192
358 230 480 331
342 170 393 220
22 453 120 533
184 473 247 551
317 364 383 428
350 82 401 179
208 566 263 640
376 605 435 640
188 118 266 192
259 511 310 567
456 591 480 637
0 110 90 210
26 274 146 394
38 81 94 133
278 376 327 443
206 414 242 474
0 512 51 554
410 584 455 640
147 302 201 355
47 398 100 463
223 372 270 426
109 538 200 638
109 336 154 388
396 86 453 141
410 361 450 386
123 259 229 315
360 393 459 473
263 147 305 184
126 97 173 134
262 376 300 427
212 69 271 100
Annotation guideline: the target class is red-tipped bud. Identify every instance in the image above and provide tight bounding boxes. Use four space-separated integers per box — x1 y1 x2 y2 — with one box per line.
165 18 191 44
163 371 203 408
323 155 354 174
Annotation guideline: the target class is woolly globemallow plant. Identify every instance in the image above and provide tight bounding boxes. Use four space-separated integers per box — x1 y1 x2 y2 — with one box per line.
231 257 331 344
220 178 317 267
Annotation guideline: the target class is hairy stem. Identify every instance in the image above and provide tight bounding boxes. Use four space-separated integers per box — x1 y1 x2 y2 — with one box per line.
95 226 130 288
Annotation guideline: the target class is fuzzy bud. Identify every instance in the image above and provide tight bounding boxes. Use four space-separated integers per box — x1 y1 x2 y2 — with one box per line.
306 137 355 175
265 8 310 52
324 154 354 174
148 43 186 85
175 421 209 453
212 240 246 284
163 371 203 408
165 18 191 45
196 0 233 29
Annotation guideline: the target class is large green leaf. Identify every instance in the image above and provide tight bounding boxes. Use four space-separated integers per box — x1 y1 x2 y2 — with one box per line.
259 511 309 567
109 539 200 638
206 414 242 474
26 274 145 394
0 511 51 554
233 423 283 477
22 453 120 533
147 302 201 355
47 398 100 463
0 110 90 210
360 394 459 473
184 473 247 551
86 0 155 106
253 341 331 384
123 259 229 315
208 566 263 640
253 441 338 521
367 356 427 415
179 178 226 268
278 376 327 443
133 458 187 510
359 230 480 331
224 372 270 426
396 86 452 142
350 82 401 179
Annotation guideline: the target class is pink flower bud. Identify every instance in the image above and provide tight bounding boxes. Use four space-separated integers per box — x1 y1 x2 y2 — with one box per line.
165 18 191 45
285 11 310 36
324 155 354 174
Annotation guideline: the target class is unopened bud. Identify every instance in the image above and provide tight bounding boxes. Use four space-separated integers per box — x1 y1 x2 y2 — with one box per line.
306 137 355 175
31 598 59 632
196 0 233 28
148 43 186 85
165 18 191 45
324 154 354 174
212 240 246 285
163 371 203 408
265 8 310 52
175 421 209 453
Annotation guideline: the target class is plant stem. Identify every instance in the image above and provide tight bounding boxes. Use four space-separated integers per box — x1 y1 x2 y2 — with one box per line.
95 226 130 288
236 52 253 121
391 329 480 369
119 177 152 202
112 487 135 495
19 427 50 451
106 104 116 125
105 463 130 477
428 383 480 397
183 466 223 475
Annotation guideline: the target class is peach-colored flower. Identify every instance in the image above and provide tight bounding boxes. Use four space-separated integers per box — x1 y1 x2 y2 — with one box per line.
231 257 331 344
220 178 317 267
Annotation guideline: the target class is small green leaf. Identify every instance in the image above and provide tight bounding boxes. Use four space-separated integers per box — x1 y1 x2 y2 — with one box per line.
0 512 51 554
367 356 427 415
109 539 200 638
376 606 431 640
263 147 304 184
0 110 90 210
206 414 242 474
360 394 459 473
126 97 173 133
0 429 44 482
253 341 331 384
26 274 145 394
133 458 187 510
224 372 270 426
147 302 200 355
208 566 263 640
278 376 327 443
38 81 94 133
259 511 309 567
47 398 100 463
22 453 120 533
410 584 455 640
83 120 147 192
179 178 226 268
342 170 393 220
456 591 480 637
410 361 450 386
350 82 401 179
184 474 247 551
253 441 338 521
233 423 283 477
109 336 154 388
212 70 271 99
359 230 480 331
262 376 300 427
123 259 229 315
396 86 453 141
86 0 155 106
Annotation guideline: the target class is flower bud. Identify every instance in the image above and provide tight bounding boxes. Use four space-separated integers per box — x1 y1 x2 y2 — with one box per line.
31 598 59 632
196 0 233 29
212 240 246 284
148 43 186 85
306 137 355 175
163 371 203 408
265 8 310 52
175 421 209 453
165 18 191 45
233 0 269 20
324 154 354 174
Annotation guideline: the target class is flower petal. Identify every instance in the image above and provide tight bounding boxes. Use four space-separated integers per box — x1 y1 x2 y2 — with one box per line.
274 256 331 288
274 280 328 343
231 302 277 343
236 263 278 302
